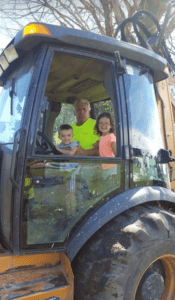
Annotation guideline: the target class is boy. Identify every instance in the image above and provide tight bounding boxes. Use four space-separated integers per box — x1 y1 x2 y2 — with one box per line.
56 124 78 217
56 124 78 155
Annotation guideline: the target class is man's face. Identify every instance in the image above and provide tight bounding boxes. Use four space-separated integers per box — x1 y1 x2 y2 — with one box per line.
59 129 73 145
74 103 90 125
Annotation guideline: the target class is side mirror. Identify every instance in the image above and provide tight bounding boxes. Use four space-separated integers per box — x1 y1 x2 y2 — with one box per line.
157 149 175 164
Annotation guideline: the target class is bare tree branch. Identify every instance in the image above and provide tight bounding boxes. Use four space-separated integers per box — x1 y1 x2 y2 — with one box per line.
79 0 106 35
165 15 175 40
89 0 104 17
123 0 132 15
56 0 87 30
133 0 139 11
139 0 148 10
111 0 124 23
99 0 113 36
68 0 91 30
0 0 174 50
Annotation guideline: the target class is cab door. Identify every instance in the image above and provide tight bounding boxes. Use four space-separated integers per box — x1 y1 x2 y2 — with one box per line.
0 45 47 251
20 47 126 253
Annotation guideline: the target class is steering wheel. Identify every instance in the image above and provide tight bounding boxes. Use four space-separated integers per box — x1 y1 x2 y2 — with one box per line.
36 131 62 155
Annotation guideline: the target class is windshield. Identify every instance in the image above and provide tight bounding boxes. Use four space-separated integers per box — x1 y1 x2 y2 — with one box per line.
0 70 33 144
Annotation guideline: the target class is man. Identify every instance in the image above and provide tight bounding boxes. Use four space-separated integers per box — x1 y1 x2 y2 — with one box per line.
71 99 99 156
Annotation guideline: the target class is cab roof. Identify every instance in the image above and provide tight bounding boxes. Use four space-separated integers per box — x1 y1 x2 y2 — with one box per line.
0 22 168 84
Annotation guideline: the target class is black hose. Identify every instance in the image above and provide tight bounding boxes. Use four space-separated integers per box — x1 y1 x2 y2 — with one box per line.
114 8 175 75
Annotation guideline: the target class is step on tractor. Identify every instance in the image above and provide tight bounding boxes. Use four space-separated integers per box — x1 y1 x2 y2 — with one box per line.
0 8 175 300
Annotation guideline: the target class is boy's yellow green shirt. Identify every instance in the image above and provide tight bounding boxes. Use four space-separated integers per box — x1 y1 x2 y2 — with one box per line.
71 118 99 150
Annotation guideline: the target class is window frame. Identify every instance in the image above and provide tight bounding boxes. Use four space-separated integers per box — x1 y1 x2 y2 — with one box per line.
19 46 128 252
123 60 170 189
30 46 124 163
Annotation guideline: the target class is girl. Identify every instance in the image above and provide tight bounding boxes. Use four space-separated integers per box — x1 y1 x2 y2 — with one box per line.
95 112 116 157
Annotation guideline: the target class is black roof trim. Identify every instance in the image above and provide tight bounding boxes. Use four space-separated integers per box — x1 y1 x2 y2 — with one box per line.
1 23 169 83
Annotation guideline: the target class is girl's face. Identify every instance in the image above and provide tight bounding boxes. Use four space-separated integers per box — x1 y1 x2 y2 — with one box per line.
98 117 111 136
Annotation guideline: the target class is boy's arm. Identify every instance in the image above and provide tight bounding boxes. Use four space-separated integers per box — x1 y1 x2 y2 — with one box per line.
55 145 78 156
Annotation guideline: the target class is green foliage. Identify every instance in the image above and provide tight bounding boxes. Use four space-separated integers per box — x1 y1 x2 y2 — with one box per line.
93 100 114 119
54 103 76 135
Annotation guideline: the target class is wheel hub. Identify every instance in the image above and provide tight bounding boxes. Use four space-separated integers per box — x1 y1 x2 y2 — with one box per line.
136 256 175 300
141 272 165 300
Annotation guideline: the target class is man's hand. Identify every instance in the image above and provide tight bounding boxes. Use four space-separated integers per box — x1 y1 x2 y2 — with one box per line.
93 141 99 155
74 145 87 156
75 141 99 156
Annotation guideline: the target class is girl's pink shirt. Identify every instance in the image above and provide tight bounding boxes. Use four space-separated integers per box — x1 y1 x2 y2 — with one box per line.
99 133 116 157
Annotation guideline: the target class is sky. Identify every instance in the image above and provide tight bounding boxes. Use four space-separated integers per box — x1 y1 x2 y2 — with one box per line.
0 34 11 93
0 34 11 52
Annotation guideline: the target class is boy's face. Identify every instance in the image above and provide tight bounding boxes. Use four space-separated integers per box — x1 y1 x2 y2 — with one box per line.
59 129 73 145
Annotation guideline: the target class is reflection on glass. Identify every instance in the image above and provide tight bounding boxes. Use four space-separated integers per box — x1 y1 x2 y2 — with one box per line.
131 156 170 188
169 84 175 103
22 160 124 246
124 66 163 156
0 70 33 144
124 64 169 187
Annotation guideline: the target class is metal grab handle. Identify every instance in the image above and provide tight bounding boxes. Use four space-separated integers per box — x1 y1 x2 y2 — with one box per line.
10 128 26 189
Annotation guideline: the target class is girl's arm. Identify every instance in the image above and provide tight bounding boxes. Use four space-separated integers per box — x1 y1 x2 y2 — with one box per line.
111 142 116 156
55 146 78 156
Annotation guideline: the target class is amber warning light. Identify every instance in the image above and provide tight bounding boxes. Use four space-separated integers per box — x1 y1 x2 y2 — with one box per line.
23 24 52 37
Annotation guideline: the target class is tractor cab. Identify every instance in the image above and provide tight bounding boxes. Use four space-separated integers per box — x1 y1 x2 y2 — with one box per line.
0 22 174 300
0 22 169 252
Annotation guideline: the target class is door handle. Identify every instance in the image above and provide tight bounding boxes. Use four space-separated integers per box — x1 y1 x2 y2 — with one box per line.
10 128 26 189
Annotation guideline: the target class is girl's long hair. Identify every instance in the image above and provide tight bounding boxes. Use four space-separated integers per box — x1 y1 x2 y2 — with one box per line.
94 112 115 136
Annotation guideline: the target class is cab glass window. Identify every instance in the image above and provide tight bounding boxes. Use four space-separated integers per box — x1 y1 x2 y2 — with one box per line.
0 70 33 144
35 53 118 157
124 65 164 155
21 52 125 249
22 160 124 247
124 64 169 187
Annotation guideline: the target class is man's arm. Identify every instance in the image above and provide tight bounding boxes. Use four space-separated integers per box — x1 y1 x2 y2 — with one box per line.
75 141 99 156
55 146 78 156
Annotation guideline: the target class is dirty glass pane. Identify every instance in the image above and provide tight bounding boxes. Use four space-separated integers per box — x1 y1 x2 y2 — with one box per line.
169 83 175 103
0 70 33 144
130 156 170 188
22 160 124 247
124 64 169 187
124 66 163 156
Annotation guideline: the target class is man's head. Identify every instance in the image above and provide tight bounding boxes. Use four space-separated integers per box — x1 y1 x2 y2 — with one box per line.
74 99 91 126
59 124 73 145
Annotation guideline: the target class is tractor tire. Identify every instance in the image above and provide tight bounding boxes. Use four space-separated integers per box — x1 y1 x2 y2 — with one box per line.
73 204 175 300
